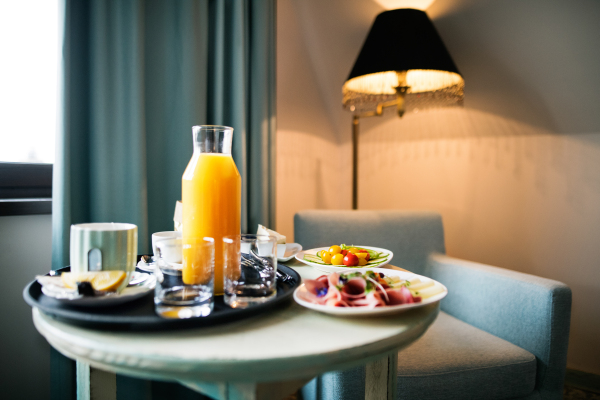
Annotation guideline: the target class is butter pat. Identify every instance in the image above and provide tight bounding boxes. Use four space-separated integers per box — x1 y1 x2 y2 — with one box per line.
257 224 286 244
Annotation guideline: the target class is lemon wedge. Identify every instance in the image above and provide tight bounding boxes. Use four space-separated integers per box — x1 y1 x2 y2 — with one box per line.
61 271 127 292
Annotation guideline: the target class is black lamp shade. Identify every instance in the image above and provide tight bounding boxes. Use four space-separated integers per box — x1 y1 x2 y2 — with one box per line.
343 8 464 113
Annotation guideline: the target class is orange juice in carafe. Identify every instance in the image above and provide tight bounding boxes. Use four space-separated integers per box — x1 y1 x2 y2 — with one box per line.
182 126 241 294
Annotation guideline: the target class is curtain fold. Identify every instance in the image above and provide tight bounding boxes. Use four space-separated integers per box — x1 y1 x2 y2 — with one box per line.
53 0 276 270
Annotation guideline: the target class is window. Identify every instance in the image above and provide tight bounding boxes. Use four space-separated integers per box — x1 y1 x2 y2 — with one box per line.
0 0 60 215
0 163 52 215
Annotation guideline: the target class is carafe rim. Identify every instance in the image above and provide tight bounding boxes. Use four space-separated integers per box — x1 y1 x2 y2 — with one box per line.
192 125 233 131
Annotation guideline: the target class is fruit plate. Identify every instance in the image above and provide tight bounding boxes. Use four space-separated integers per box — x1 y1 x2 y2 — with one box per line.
293 268 447 317
294 245 393 273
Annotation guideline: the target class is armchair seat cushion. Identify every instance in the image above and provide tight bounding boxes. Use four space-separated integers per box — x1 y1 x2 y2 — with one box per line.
396 311 537 400
302 311 538 400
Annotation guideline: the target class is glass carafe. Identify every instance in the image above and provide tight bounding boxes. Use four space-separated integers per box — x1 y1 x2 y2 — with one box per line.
182 125 241 295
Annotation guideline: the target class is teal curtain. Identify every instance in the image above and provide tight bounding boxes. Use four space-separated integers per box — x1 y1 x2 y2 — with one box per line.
51 1 276 398
52 0 276 270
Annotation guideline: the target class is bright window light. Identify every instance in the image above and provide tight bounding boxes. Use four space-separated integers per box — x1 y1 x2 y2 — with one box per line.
0 0 60 164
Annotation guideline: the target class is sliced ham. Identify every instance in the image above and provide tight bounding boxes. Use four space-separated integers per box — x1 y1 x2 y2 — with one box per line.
327 272 339 287
349 292 385 308
322 284 342 304
385 286 414 305
340 277 366 300
342 277 365 294
302 273 422 308
305 279 327 296
316 275 329 286
325 298 349 307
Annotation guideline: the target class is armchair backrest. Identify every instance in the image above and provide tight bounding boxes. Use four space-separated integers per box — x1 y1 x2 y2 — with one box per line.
294 210 445 275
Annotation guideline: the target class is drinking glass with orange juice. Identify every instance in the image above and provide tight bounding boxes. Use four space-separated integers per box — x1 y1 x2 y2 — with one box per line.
154 237 214 319
182 125 241 295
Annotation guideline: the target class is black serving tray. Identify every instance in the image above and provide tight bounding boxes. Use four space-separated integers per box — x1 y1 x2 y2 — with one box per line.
23 260 301 331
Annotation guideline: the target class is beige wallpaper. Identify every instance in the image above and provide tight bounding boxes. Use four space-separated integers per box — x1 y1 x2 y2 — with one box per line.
277 0 600 374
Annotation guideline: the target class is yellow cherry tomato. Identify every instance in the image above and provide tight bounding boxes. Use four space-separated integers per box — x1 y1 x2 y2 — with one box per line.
331 254 344 265
329 245 342 255
356 252 369 259
348 247 360 254
357 257 368 266
319 250 328 258
322 252 332 264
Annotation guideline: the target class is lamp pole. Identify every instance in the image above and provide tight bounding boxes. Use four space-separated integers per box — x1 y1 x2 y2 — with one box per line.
352 115 360 210
350 84 408 210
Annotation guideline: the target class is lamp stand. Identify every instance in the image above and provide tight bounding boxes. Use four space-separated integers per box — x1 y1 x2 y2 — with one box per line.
352 116 360 210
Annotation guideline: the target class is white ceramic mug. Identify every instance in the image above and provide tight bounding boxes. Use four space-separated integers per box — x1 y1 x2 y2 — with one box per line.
70 223 138 291
155 238 183 265
152 231 182 261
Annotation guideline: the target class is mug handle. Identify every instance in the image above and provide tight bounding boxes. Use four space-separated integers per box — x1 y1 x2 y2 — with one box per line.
88 248 102 271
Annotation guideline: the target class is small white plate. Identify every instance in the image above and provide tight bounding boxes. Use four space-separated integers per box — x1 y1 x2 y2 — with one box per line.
136 258 156 272
278 243 303 262
128 271 150 286
295 245 393 272
41 273 156 307
293 268 447 317
137 259 182 272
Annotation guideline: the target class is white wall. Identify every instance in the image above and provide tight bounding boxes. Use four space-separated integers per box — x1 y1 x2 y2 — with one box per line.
276 0 600 374
276 0 350 240
0 214 51 398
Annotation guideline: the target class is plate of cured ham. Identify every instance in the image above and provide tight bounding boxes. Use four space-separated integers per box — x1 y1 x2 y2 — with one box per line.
293 268 447 316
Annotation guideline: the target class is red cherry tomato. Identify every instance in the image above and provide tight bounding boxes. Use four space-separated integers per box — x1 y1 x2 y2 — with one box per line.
341 249 348 256
358 249 370 261
343 252 359 266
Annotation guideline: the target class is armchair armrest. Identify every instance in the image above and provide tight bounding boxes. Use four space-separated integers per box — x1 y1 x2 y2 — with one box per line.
425 254 571 400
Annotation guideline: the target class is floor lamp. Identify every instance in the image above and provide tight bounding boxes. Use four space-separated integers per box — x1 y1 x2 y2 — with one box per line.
343 8 465 209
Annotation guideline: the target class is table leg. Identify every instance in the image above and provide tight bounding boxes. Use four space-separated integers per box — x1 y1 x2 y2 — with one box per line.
365 352 398 400
181 378 311 400
76 361 117 400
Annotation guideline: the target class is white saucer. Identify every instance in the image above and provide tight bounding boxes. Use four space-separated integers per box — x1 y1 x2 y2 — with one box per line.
278 243 303 262
136 259 156 272
40 273 156 307
137 259 182 272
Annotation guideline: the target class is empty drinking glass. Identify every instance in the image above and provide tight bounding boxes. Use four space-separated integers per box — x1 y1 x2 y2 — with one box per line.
223 234 277 308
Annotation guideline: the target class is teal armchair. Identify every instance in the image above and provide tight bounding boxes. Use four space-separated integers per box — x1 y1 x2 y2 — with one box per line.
295 210 571 400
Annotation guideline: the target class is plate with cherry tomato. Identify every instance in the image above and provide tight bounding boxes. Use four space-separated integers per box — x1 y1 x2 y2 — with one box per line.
295 244 393 273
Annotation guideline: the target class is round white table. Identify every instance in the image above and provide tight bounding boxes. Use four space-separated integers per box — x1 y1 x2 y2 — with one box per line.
32 261 440 400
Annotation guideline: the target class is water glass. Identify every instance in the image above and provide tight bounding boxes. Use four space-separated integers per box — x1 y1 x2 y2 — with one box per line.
154 237 214 319
223 234 277 308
